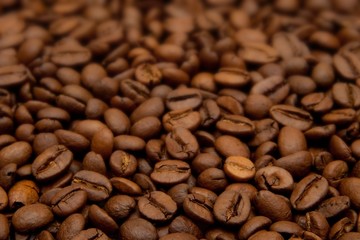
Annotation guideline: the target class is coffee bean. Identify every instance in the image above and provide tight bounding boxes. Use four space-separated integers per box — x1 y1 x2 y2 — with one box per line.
332 82 360 108
239 216 272 240
240 42 279 64
0 64 33 88
104 108 130 135
169 215 202 238
214 68 250 87
269 221 303 238
163 108 201 132
130 97 164 123
224 156 255 182
215 135 250 158
12 203 54 233
0 213 9 239
51 185 87 217
138 191 177 222
165 127 199 160
0 141 32 168
119 79 150 104
183 193 214 225
254 190 292 221
119 218 157 240
104 195 136 220
290 174 329 210
88 204 118 235
72 228 109 240
250 76 290 104
305 211 329 239
216 115 255 137
166 88 202 111
130 116 162 139
72 170 112 201
197 168 228 192
248 230 284 240
50 39 91 66
213 190 251 225
317 196 351 218
32 145 73 182
255 166 294 193
151 160 191 185
8 180 39 209
278 126 307 157
57 214 86 240
109 150 137 177
270 104 313 131
248 119 279 147
334 50 360 80
160 232 197 240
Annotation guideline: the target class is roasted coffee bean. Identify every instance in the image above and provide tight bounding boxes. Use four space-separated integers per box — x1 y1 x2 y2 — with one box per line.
334 49 360 80
104 108 130 136
110 177 142 195
332 82 360 108
0 214 9 240
214 68 250 87
72 228 109 240
50 39 91 66
119 218 157 240
322 160 349 187
248 119 279 147
213 190 251 225
215 135 250 158
269 221 303 238
224 156 255 182
301 92 333 114
166 88 202 111
130 97 164 123
130 116 162 140
254 190 292 221
88 204 118 235
290 174 329 211
197 168 228 192
317 196 351 218
163 108 201 132
248 230 284 240
165 127 199 160
169 215 202 238
109 150 137 177
255 166 294 193
250 76 290 104
0 141 32 168
270 104 313 131
12 203 54 233
183 193 214 225
240 42 279 64
72 170 112 201
216 115 254 136
8 180 39 209
305 211 329 239
57 214 86 240
104 195 136 220
51 185 87 217
32 145 73 181
151 160 191 185
339 178 360 209
238 216 272 240
138 191 177 222
278 126 307 157
0 64 33 88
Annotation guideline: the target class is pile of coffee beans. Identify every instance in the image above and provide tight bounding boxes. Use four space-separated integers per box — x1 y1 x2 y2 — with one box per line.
1 0 360 239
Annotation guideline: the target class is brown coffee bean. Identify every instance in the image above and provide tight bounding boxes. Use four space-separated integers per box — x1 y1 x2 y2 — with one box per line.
0 141 32 168
248 230 284 240
51 39 91 66
54 130 90 152
240 42 279 64
130 97 164 123
130 116 162 140
104 108 130 136
322 108 356 125
72 228 109 240
166 88 202 111
135 63 162 86
72 170 112 201
71 120 107 140
183 193 214 225
248 119 279 147
8 180 39 209
332 82 360 108
104 194 136 220
12 203 54 233
88 204 118 235
169 215 202 238
317 196 351 218
138 191 177 222
32 145 73 181
151 160 191 185
269 221 303 238
57 214 86 240
214 68 250 87
0 64 33 88
305 211 330 239
51 185 87 217
224 156 255 182
110 177 142 195
255 166 294 193
213 190 251 225
339 178 360 209
109 150 137 177
119 79 150 104
250 76 290 104
163 108 201 132
165 127 199 160
329 135 355 164
0 213 9 240
119 218 158 240
254 190 292 221
278 126 307 157
334 49 360 80
197 168 228 192
91 127 113 160
244 94 273 119
216 115 254 137
270 104 313 131
215 135 250 158
240 217 273 240
290 174 329 211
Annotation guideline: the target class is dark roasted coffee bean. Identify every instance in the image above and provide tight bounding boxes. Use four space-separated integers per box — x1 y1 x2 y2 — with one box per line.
104 195 136 220
254 190 292 221
138 191 177 222
166 88 202 111
183 193 214 225
72 170 112 201
213 190 251 225
88 204 118 235
290 174 329 211
57 214 85 240
12 203 54 233
51 185 87 217
119 218 157 240
255 166 294 193
250 76 289 104
216 115 254 136
109 150 137 177
270 104 313 131
197 168 228 192
32 145 73 181
163 108 201 132
165 127 199 160
151 160 191 185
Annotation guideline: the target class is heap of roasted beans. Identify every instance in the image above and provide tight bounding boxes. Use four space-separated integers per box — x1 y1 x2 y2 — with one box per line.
0 0 360 239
